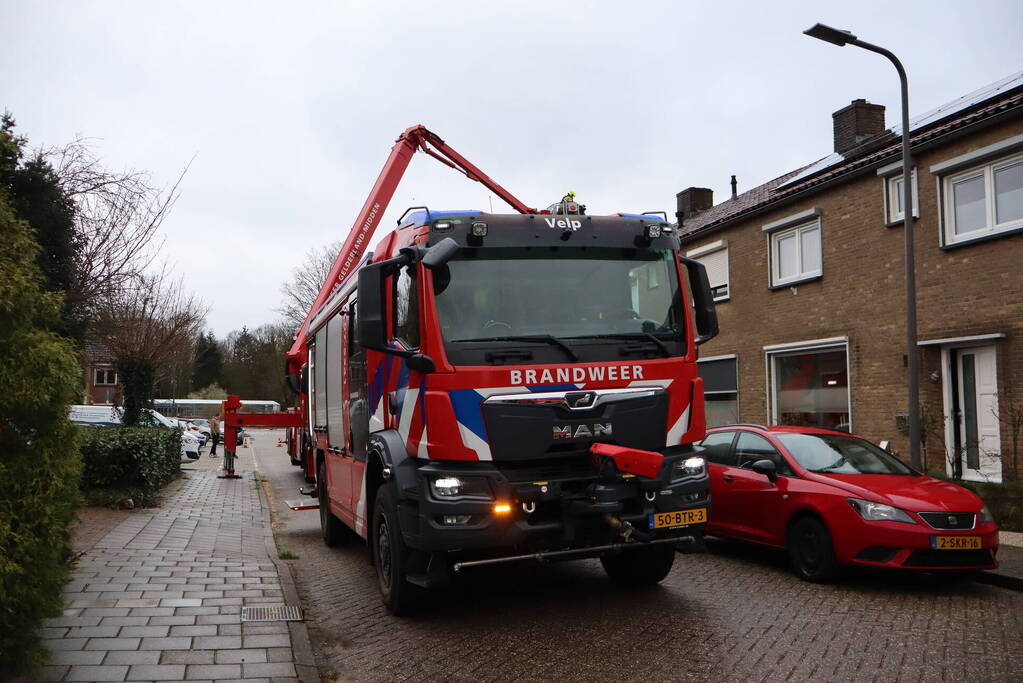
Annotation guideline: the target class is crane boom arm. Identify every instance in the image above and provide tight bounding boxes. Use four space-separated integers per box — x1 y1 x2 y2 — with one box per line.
285 125 534 368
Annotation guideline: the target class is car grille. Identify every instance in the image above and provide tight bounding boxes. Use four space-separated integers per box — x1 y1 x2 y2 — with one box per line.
918 512 976 530
902 549 994 568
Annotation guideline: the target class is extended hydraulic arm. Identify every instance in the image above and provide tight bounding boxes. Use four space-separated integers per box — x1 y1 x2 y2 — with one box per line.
285 125 535 371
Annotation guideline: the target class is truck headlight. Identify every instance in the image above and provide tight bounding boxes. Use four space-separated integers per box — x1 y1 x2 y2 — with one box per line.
430 476 494 501
847 498 916 524
675 456 705 477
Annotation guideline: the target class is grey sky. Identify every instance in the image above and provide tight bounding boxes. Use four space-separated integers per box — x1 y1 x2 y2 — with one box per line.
3 1 1021 337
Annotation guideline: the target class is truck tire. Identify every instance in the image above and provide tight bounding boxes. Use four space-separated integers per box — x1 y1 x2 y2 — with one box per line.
371 484 422 615
600 544 675 586
318 460 347 547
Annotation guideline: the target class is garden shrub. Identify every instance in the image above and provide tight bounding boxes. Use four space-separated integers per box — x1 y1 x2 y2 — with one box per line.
0 191 82 673
79 427 182 507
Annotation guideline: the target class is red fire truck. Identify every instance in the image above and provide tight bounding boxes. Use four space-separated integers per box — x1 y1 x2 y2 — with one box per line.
222 126 719 614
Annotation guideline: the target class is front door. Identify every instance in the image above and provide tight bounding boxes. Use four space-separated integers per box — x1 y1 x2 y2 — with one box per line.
952 345 1001 482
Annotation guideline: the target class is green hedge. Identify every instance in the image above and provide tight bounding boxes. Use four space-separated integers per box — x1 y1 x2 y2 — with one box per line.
0 185 83 673
79 427 182 507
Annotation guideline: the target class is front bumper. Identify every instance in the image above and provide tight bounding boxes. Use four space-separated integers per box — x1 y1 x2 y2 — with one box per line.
397 450 710 556
836 516 1000 570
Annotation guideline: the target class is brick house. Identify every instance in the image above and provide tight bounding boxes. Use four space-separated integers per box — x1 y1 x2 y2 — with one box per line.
83 341 122 405
679 71 1023 483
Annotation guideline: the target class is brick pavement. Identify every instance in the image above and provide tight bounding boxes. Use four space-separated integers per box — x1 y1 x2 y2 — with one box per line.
253 430 1023 683
39 442 314 682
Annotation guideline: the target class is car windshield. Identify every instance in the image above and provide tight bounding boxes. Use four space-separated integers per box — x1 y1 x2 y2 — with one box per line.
434 247 683 345
775 433 915 475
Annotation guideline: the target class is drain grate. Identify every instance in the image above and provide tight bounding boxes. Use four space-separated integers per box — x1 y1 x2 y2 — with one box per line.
241 605 303 622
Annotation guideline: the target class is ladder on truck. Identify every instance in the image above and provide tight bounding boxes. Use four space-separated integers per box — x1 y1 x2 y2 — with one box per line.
218 125 536 483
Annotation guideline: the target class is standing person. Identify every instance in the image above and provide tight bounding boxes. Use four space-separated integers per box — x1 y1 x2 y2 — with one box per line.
209 414 221 458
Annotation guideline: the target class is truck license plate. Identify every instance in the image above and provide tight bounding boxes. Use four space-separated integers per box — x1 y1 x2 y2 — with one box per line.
931 535 981 550
649 508 707 529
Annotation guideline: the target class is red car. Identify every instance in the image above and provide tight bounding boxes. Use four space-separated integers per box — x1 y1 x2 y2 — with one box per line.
698 424 999 581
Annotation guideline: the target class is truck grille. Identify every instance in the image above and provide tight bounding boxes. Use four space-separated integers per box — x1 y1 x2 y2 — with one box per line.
918 512 975 530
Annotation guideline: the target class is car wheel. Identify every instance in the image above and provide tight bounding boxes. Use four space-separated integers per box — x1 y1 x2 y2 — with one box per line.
372 484 422 615
600 543 675 586
787 516 837 583
318 460 347 547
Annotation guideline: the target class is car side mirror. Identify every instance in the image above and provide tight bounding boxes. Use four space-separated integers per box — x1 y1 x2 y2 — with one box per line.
751 459 778 483
423 237 459 270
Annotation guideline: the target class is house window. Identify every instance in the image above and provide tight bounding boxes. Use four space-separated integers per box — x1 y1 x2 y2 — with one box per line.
767 340 849 431
686 241 729 301
698 355 738 427
94 369 118 386
770 220 821 287
392 264 419 348
943 152 1023 244
885 170 919 224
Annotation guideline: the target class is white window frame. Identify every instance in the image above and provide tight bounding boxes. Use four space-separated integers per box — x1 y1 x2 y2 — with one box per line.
769 219 821 287
884 170 919 225
686 240 729 302
763 337 851 432
94 368 118 386
941 151 1023 245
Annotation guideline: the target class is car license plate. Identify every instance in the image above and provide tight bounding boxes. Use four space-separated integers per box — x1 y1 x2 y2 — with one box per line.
649 508 707 529
931 535 982 550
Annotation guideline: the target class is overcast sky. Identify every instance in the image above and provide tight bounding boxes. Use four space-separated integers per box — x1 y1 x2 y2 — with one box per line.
3 1 1022 337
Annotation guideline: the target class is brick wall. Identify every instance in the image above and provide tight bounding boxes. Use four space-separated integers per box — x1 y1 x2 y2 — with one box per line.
685 116 1023 480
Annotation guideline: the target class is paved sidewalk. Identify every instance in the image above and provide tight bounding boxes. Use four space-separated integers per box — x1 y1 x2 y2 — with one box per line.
978 529 1023 591
39 442 317 682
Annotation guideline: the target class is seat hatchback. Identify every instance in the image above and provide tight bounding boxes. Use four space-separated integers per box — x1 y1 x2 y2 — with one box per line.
698 425 999 581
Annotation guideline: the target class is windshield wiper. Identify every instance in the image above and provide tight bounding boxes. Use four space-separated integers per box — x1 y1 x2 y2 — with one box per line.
572 333 672 358
449 334 579 362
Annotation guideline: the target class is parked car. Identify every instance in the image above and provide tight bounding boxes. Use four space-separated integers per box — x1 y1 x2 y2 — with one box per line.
69 405 201 460
169 418 208 446
697 424 999 581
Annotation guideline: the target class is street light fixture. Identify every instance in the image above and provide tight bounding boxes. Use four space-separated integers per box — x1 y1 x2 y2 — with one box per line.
804 23 922 469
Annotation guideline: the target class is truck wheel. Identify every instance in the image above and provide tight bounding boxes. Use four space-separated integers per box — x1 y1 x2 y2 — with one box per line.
600 544 675 586
372 484 421 615
318 460 347 547
787 516 837 583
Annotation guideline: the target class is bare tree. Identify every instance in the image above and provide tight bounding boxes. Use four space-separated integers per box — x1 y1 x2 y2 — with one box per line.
93 270 207 424
276 241 341 328
39 138 190 317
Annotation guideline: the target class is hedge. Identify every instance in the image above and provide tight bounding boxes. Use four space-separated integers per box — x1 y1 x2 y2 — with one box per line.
0 190 83 673
79 427 182 507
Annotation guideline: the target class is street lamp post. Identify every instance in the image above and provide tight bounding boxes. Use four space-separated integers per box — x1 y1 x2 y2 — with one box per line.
804 23 921 469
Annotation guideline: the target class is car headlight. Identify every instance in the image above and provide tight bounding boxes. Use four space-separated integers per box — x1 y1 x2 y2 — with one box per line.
674 456 705 478
848 498 916 524
429 476 494 501
979 505 996 524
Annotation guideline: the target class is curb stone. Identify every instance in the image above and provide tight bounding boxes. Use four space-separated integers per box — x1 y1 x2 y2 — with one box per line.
251 466 320 683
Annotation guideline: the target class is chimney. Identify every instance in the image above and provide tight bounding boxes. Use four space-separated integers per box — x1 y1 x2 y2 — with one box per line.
675 187 713 222
832 99 886 155
730 175 738 200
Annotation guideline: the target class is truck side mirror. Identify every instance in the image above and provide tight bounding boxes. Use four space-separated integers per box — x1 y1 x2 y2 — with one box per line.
423 237 459 270
357 262 390 354
679 257 719 345
357 256 436 373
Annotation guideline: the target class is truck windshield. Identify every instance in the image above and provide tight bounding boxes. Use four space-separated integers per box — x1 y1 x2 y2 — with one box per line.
434 247 683 344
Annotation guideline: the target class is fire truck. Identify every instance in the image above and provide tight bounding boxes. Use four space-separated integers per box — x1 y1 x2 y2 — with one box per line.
222 126 719 614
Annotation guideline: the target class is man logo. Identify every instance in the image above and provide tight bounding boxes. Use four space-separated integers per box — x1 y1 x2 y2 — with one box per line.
553 423 612 440
563 391 597 410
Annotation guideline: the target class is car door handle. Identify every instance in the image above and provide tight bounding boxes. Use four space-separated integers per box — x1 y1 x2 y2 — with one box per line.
723 475 734 482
